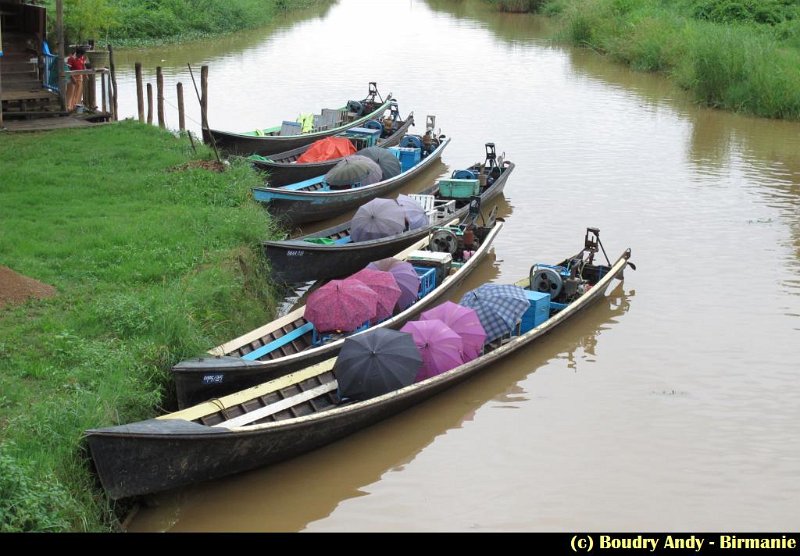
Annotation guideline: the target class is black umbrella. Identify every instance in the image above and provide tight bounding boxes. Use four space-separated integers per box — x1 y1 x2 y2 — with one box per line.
334 328 422 401
358 146 402 180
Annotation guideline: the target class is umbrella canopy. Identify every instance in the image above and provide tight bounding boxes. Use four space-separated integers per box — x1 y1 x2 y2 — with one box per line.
334 328 422 401
400 319 465 382
345 269 401 321
358 146 402 180
304 279 379 333
366 258 421 311
459 284 531 343
420 301 486 360
297 137 357 164
396 194 428 231
325 155 383 188
351 197 407 242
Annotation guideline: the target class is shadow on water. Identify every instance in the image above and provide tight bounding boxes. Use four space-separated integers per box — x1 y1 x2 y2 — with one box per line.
127 283 632 532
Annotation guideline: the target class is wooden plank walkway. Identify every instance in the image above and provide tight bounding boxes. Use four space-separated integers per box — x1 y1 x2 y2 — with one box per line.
2 116 105 132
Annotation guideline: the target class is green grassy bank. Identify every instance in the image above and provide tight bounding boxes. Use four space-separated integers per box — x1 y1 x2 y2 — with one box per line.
0 122 283 531
488 0 800 120
46 0 332 47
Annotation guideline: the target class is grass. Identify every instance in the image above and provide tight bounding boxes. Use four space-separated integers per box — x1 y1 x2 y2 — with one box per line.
0 122 284 530
43 0 334 48
485 0 800 120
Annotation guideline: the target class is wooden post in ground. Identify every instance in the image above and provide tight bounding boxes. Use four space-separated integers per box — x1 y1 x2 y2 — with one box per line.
156 67 165 128
108 45 118 120
135 63 144 123
56 0 66 111
177 82 186 132
146 83 153 125
101 72 107 112
200 65 209 131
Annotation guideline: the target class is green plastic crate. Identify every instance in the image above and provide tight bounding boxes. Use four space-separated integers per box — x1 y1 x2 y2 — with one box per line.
438 178 480 199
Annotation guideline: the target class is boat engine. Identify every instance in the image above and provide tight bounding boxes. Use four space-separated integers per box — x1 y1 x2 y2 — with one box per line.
430 228 459 256
530 262 588 303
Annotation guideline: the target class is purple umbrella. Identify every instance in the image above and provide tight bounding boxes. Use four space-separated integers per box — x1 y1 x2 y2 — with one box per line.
366 258 421 311
396 194 428 230
400 319 465 382
420 301 486 360
325 155 383 189
304 279 378 333
351 198 407 242
345 268 401 321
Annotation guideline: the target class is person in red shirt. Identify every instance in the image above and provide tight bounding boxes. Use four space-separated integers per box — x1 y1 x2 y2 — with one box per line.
66 46 88 111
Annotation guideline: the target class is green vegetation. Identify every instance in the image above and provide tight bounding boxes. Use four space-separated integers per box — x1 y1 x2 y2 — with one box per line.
45 0 329 47
486 0 800 119
0 122 283 530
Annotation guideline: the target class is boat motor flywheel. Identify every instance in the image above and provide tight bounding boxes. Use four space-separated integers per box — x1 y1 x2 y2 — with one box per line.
532 267 563 298
431 229 459 255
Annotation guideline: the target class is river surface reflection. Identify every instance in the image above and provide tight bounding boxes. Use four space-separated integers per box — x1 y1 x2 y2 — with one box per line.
125 0 800 531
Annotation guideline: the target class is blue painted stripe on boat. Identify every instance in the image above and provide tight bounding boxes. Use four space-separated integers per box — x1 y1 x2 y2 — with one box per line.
241 322 314 361
282 175 327 191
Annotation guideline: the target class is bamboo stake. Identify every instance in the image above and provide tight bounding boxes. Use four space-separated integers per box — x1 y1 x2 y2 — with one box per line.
177 82 185 132
156 66 165 128
135 62 144 123
146 83 153 125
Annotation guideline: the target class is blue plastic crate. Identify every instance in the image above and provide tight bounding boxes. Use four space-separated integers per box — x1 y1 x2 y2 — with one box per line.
413 266 436 297
519 291 551 334
388 146 421 172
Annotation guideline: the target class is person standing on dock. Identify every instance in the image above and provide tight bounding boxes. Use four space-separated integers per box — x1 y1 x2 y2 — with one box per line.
66 47 88 111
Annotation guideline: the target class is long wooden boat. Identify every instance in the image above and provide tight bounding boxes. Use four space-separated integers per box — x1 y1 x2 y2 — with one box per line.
251 129 451 226
85 228 634 500
249 105 414 187
172 216 504 409
263 142 515 283
203 83 394 157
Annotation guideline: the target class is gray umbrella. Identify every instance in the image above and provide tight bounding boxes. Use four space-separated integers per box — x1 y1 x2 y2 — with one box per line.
358 146 402 180
351 197 406 242
334 328 422 401
396 194 428 230
325 155 383 188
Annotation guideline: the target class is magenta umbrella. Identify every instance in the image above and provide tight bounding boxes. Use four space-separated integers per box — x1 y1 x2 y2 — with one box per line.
304 279 378 333
420 301 486 360
400 319 465 382
346 268 401 321
366 258 420 311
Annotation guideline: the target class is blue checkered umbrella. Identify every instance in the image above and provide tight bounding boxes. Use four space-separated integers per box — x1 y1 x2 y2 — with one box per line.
458 284 530 343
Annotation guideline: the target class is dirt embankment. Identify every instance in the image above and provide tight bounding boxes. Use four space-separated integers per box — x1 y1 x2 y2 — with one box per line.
0 266 57 308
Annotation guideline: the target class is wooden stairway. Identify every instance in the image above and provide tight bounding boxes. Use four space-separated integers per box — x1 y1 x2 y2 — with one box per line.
1 31 61 114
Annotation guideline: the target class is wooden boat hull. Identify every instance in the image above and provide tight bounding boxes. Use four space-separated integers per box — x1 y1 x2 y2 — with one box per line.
253 116 414 187
261 159 514 283
86 246 632 500
203 96 394 157
173 222 504 408
263 226 432 284
252 137 451 226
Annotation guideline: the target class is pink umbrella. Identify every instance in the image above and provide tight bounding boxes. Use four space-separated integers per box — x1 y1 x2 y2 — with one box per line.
345 268 401 321
420 301 486 360
400 319 465 382
366 258 420 311
304 279 378 333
